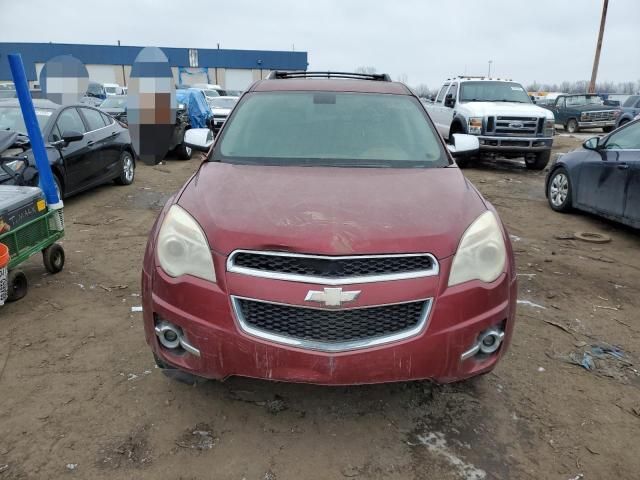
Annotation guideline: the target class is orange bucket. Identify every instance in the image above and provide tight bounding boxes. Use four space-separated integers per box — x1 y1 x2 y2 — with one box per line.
0 243 9 269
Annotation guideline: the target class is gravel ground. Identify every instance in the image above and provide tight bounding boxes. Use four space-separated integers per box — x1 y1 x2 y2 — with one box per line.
0 133 638 480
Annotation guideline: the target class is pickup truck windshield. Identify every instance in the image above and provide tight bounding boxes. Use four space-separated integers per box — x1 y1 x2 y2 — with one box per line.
459 81 531 103
216 92 447 168
564 95 603 106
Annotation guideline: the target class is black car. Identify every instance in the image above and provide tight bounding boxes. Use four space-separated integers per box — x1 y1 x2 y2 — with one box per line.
546 118 640 228
0 99 135 198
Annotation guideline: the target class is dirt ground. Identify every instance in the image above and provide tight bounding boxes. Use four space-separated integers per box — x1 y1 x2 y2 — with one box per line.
1 133 638 480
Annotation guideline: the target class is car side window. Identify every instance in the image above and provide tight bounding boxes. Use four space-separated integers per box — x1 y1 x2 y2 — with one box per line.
100 112 114 126
81 108 107 131
49 124 62 142
56 108 86 135
635 99 640 108
556 98 565 108
605 121 640 150
435 84 449 103
448 83 458 101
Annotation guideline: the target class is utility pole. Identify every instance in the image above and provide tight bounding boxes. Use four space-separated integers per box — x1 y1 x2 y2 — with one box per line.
589 0 608 93
488 60 492 78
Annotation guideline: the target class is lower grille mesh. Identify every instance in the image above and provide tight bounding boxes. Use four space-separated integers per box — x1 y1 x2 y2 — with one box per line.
235 298 426 343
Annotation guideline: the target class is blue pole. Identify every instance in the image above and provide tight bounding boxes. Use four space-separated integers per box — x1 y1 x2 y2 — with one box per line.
7 53 61 206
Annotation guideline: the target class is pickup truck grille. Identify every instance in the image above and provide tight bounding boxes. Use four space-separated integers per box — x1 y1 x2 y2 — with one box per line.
232 297 431 350
227 250 439 284
487 116 540 136
582 110 617 122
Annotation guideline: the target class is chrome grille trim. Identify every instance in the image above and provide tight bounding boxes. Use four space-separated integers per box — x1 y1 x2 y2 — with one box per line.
226 250 439 285
231 295 433 352
581 110 617 121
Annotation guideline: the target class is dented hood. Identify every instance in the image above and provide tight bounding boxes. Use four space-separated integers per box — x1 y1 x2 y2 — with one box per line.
177 162 488 259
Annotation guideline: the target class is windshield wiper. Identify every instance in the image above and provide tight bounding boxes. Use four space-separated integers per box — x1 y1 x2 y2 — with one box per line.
494 99 527 103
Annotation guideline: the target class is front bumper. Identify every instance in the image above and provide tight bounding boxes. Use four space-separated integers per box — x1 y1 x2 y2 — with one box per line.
478 136 553 152
142 255 517 385
577 120 616 128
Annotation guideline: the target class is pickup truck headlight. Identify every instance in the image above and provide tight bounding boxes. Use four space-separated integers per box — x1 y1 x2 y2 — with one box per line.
580 112 588 120
467 117 482 135
157 205 216 282
544 118 555 136
448 211 506 287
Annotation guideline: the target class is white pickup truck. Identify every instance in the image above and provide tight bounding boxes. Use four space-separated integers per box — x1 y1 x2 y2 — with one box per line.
425 76 555 170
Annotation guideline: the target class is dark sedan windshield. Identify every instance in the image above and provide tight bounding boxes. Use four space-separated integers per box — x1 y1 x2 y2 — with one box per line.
460 81 531 103
216 92 447 167
0 106 53 134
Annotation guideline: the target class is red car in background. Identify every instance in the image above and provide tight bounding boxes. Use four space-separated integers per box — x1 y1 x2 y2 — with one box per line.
141 71 517 385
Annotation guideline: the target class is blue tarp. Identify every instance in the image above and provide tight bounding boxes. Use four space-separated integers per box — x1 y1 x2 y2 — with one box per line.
176 88 212 128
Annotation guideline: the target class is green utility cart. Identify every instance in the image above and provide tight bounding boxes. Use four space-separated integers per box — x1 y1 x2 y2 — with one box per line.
0 185 65 303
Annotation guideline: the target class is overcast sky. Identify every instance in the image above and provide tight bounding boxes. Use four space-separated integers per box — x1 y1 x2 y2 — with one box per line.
1 0 638 88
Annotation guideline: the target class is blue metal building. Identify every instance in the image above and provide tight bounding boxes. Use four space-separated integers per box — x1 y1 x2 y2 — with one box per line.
0 42 308 90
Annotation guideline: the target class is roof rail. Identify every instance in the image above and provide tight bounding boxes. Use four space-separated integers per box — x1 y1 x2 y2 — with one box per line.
267 71 392 82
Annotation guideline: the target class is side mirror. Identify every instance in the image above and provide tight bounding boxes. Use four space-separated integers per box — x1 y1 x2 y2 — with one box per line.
62 130 84 143
582 137 600 151
447 133 480 158
444 94 455 108
184 128 214 152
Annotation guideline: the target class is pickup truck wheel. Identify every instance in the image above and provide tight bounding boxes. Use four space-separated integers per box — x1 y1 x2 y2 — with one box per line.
175 143 193 160
602 126 614 133
547 167 572 212
566 119 579 134
525 151 551 170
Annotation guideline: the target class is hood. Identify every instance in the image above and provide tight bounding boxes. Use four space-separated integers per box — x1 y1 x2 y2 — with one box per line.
463 101 553 119
177 163 488 259
568 104 619 113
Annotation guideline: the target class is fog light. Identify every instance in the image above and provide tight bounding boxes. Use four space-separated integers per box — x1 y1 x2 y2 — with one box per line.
154 318 201 357
461 326 505 361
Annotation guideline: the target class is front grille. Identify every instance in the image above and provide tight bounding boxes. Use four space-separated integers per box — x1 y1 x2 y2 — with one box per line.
233 297 429 349
582 110 616 121
228 251 438 284
487 116 540 136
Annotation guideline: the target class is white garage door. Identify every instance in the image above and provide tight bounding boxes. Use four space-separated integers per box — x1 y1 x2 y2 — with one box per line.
224 69 254 91
85 65 118 84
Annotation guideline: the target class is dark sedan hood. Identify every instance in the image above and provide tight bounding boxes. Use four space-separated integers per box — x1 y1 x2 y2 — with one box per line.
177 162 488 259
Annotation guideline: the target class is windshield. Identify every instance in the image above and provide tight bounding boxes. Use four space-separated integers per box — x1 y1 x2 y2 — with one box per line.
203 89 220 99
100 97 127 108
216 92 447 168
565 95 603 106
622 95 640 108
459 81 531 103
0 106 54 134
210 97 238 109
104 86 119 94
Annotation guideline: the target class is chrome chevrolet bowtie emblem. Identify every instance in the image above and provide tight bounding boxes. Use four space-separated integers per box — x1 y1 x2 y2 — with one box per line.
305 287 361 307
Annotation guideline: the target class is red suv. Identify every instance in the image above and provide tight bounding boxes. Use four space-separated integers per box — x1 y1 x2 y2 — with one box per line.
142 71 517 385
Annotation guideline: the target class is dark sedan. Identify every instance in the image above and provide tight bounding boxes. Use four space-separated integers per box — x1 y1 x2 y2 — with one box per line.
546 118 640 228
0 99 135 198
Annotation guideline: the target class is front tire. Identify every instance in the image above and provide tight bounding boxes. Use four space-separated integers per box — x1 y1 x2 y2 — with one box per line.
547 167 572 212
175 143 193 160
115 150 135 185
565 119 579 134
42 243 65 274
602 126 614 133
525 150 551 170
7 270 28 302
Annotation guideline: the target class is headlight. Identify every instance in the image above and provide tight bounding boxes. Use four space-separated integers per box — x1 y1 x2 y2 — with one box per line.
448 211 506 287
467 117 482 135
544 118 555 136
581 112 587 120
156 205 216 282
3 159 26 173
